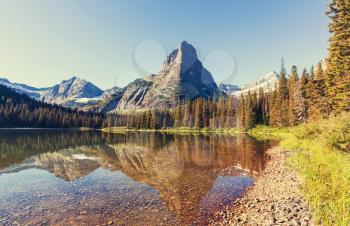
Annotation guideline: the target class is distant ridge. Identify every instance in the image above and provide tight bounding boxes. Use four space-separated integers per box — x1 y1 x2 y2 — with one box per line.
1 42 281 112
220 71 279 96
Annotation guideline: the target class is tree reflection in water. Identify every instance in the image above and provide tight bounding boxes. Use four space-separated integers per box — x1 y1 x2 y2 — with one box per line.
0 130 276 225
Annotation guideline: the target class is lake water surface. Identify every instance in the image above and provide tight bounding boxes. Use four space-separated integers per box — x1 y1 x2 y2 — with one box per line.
0 130 276 225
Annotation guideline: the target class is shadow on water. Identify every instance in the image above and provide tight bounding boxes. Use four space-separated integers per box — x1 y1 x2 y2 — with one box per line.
0 130 277 225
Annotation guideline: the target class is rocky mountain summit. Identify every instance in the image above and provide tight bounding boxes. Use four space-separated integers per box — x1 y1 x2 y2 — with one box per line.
102 41 222 111
82 41 222 112
40 76 103 107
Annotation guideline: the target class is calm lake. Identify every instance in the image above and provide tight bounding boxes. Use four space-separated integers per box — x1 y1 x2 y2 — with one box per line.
0 130 276 225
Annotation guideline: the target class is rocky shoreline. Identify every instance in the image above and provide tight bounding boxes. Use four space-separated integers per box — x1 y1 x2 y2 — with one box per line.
210 148 314 226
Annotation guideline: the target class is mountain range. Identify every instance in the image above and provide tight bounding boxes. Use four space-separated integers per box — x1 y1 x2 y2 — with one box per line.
0 41 278 113
0 76 103 108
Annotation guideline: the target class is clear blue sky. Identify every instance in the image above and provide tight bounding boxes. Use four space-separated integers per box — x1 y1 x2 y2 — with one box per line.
0 0 329 89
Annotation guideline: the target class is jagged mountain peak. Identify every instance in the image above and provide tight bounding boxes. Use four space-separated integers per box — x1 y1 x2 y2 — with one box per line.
107 41 221 111
262 71 279 80
38 76 104 107
0 78 10 83
177 41 198 60
67 76 78 80
61 76 83 84
162 41 198 73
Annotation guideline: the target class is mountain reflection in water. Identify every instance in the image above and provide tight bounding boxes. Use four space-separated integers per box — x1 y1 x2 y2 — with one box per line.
0 130 276 225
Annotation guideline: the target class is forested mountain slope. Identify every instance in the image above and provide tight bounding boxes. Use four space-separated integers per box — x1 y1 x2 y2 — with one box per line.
0 84 103 128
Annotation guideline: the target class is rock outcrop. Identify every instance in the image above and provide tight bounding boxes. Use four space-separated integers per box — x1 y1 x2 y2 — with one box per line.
107 41 222 111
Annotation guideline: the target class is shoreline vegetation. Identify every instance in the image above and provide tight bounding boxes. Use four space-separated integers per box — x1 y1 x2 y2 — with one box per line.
103 113 350 225
249 114 350 226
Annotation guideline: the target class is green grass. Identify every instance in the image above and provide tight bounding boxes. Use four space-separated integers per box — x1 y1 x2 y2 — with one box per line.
101 127 132 133
249 113 350 226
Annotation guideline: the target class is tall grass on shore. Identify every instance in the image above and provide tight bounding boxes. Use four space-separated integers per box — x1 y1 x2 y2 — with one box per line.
250 113 350 226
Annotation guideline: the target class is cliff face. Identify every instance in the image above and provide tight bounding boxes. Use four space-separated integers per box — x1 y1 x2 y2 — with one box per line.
92 41 222 111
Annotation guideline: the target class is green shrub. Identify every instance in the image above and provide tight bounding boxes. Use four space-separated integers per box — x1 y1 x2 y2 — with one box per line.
324 113 350 153
291 122 325 140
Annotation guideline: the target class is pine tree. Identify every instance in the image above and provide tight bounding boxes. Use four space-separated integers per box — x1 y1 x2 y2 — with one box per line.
279 66 289 100
146 110 152 128
237 94 246 129
194 99 202 128
150 110 156 129
308 61 331 120
257 87 268 125
287 65 299 126
275 59 289 126
225 95 235 128
294 81 307 124
252 91 258 124
174 104 182 128
182 100 191 127
268 87 279 127
245 91 255 129
326 0 350 113
209 97 218 129
216 95 225 128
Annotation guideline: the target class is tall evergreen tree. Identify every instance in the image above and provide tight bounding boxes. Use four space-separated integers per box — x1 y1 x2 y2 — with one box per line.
245 91 255 129
308 61 331 120
252 91 258 124
237 94 246 129
174 104 182 128
225 95 236 128
257 87 269 125
276 59 289 126
326 0 350 113
150 110 156 129
268 86 279 127
217 95 226 128
287 65 299 126
194 99 202 128
182 100 191 127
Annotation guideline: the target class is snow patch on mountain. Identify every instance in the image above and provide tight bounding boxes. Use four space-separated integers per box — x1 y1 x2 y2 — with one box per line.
220 71 279 96
0 78 49 99
219 84 241 94
41 77 103 107
0 77 104 108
